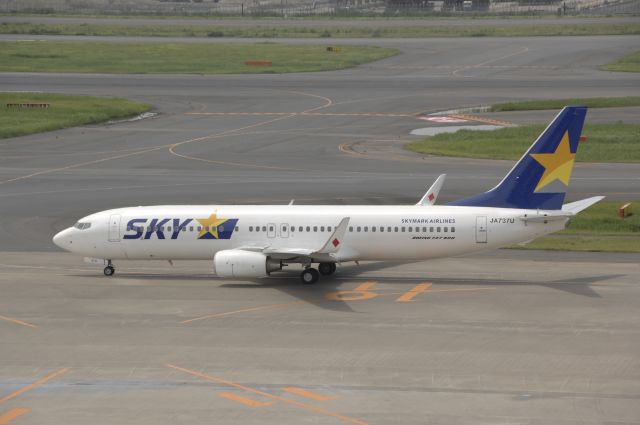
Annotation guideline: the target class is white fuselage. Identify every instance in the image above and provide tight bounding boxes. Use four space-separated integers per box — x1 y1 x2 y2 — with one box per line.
53 205 566 263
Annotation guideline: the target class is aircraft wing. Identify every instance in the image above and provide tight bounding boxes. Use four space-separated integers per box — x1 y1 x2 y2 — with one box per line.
249 217 350 261
417 174 446 206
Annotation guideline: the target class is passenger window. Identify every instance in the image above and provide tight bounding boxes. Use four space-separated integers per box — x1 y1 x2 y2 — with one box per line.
327 226 332 232
291 226 295 232
189 226 193 232
401 227 405 232
262 226 267 232
444 227 448 232
388 227 392 232
349 226 353 232
269 226 274 232
306 226 310 232
235 226 239 232
430 227 434 232
357 226 361 232
408 227 412 232
372 227 376 232
422 227 427 232
249 226 253 232
451 227 455 233
167 226 171 232
313 226 317 232
364 226 368 232
437 227 441 232
320 226 325 232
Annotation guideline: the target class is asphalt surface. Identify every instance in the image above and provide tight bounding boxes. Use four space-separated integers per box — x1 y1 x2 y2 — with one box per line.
0 33 639 425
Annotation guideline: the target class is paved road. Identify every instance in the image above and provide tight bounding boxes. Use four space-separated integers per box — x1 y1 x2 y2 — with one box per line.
0 34 639 425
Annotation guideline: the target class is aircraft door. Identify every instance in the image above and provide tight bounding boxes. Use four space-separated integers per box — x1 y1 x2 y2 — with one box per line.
280 223 289 238
108 214 122 242
475 216 487 243
267 223 276 238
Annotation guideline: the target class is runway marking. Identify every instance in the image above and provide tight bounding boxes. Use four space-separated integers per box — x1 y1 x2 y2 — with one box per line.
180 301 305 324
0 315 38 329
283 387 336 401
0 408 29 425
452 46 530 77
325 281 378 301
218 392 274 408
449 114 515 127
166 364 368 425
186 112 413 118
0 368 69 405
0 89 335 185
396 283 432 302
168 113 305 172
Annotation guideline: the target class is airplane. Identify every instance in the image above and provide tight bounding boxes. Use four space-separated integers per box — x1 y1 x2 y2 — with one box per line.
53 106 603 284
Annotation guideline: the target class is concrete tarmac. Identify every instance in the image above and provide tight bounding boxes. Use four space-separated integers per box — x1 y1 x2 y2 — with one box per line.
0 251 639 425
0 34 639 424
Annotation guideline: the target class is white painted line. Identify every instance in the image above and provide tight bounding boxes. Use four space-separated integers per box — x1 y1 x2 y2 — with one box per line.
410 125 501 136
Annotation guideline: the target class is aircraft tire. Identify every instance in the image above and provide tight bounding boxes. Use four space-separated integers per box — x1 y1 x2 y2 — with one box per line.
103 266 115 276
318 262 337 276
301 268 319 284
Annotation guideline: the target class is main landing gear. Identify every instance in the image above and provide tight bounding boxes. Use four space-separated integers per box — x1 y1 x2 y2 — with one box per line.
300 262 336 284
103 260 115 277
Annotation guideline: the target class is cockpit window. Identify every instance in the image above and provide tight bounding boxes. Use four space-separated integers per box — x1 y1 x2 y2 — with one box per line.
73 222 91 230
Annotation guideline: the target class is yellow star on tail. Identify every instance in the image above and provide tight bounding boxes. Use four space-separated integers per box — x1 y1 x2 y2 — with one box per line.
530 131 576 192
196 213 227 239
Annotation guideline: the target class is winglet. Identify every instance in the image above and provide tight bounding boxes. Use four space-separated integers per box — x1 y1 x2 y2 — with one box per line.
417 174 446 206
562 196 605 214
317 217 350 254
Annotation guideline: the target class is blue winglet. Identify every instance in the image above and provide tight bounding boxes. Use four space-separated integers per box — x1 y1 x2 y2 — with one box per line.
448 106 587 210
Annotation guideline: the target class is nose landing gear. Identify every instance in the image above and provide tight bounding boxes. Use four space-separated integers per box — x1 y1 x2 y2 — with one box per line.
103 260 115 276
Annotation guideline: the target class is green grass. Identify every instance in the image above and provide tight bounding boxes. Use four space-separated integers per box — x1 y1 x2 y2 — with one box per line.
0 41 398 74
1 22 639 38
0 93 150 139
512 201 640 252
490 97 640 112
512 236 640 252
405 123 640 163
601 51 640 72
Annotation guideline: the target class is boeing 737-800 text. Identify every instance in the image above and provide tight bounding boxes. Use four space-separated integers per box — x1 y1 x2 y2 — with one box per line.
53 106 603 283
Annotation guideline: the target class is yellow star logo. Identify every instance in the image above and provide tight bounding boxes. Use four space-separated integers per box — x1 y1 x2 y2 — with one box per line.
530 131 576 192
196 213 228 239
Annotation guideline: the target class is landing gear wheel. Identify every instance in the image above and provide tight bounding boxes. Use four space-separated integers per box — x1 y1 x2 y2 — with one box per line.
318 262 337 276
301 268 319 284
103 265 115 276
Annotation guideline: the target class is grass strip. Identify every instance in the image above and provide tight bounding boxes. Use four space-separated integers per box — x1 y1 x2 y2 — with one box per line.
511 236 640 253
0 41 397 74
1 22 639 38
511 201 639 252
490 96 640 112
601 51 640 73
0 93 150 139
405 123 640 163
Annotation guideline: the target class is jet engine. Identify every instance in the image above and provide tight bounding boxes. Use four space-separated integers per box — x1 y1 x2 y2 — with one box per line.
213 249 282 278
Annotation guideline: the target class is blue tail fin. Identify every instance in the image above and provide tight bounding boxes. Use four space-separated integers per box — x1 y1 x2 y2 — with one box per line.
449 106 587 210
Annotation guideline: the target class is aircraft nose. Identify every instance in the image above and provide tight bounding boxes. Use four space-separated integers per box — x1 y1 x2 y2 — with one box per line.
53 228 73 250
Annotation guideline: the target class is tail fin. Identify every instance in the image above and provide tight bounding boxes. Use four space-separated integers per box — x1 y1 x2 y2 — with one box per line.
449 106 587 210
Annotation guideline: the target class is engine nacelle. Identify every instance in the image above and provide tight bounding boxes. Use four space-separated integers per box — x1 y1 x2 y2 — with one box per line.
213 249 282 278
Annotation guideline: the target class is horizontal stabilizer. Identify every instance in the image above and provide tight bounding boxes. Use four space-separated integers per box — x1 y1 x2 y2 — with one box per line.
417 174 446 206
562 196 605 214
